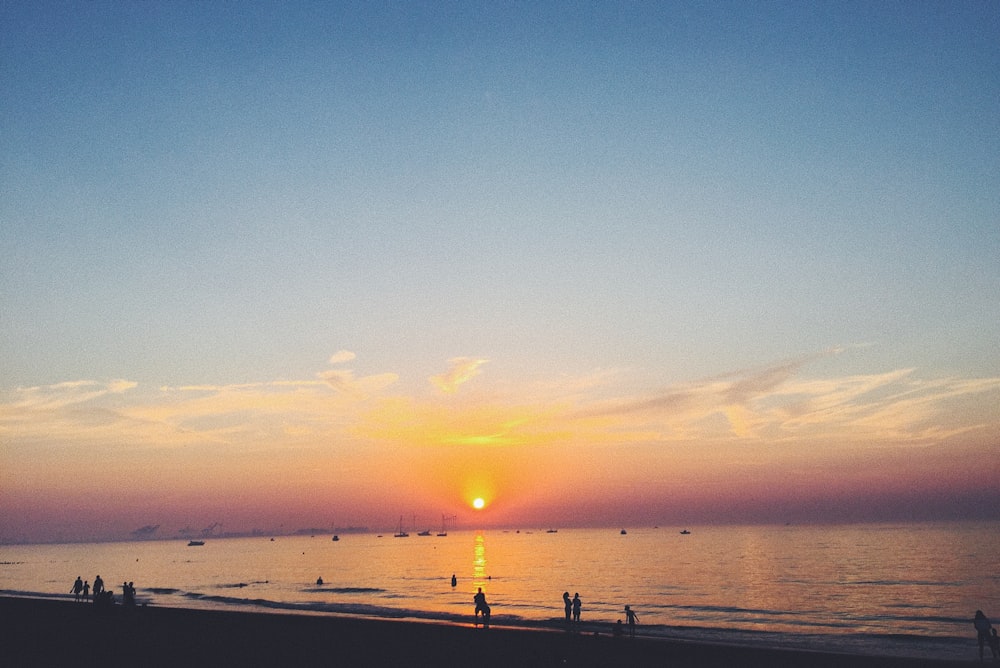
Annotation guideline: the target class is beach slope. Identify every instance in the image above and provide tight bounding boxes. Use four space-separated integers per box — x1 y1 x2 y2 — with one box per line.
0 596 971 667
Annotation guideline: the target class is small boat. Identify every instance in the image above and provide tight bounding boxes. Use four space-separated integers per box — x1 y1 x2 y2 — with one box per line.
437 514 455 536
331 535 339 542
187 540 205 546
620 529 627 535
546 529 558 533
679 530 691 535
393 516 409 538
417 530 432 536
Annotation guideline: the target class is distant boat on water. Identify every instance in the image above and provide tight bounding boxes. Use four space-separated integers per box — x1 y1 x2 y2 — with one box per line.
620 529 627 535
331 535 339 542
416 530 432 536
680 529 691 535
546 529 558 533
393 517 409 538
437 514 455 537
187 540 205 546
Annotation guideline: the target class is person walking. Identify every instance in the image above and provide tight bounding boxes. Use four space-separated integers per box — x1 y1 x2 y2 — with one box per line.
625 605 639 638
71 576 83 601
975 610 993 661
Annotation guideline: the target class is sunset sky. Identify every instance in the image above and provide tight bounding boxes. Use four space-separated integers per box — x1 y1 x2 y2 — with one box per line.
2 2 998 543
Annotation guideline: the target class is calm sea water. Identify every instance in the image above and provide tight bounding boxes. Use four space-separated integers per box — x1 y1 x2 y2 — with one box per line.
2 523 997 661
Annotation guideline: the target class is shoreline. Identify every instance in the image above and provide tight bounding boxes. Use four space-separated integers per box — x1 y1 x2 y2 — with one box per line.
0 595 974 667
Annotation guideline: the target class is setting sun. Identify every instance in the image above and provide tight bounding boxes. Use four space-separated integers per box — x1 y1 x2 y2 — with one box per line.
472 497 485 510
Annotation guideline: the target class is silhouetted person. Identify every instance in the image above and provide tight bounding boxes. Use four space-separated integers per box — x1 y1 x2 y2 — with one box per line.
563 591 572 622
474 588 488 624
976 610 992 661
613 620 624 638
93 575 104 599
82 581 90 602
572 593 581 623
71 576 83 601
451 574 457 587
316 577 323 585
95 587 114 612
625 605 639 637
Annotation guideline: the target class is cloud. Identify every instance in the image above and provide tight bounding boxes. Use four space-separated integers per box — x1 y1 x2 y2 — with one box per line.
108 379 139 393
160 381 324 392
5 379 137 411
318 369 398 398
430 357 489 394
319 369 357 394
567 347 1000 444
3 349 998 480
328 350 356 365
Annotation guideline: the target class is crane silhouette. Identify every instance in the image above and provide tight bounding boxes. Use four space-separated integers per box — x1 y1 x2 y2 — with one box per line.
201 522 222 538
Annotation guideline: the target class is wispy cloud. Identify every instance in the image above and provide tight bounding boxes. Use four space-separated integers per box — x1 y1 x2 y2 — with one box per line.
571 353 1000 445
160 381 325 392
318 369 398 398
329 350 356 365
4 379 137 411
430 357 489 394
2 350 998 461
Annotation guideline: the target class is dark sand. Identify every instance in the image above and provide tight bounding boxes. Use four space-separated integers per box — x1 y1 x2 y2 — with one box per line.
0 596 973 667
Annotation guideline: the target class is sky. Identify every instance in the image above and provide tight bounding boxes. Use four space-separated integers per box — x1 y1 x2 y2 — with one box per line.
2 1 998 543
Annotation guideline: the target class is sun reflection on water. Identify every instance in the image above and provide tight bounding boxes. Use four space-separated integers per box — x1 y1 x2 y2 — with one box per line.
472 533 487 593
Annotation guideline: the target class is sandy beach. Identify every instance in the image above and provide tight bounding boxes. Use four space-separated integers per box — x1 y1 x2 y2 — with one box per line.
0 595 976 667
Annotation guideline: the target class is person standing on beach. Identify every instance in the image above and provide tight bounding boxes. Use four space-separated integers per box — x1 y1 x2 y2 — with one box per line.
124 581 137 607
572 593 581 623
93 575 104 600
563 591 572 622
975 610 995 661
82 580 90 602
71 576 83 601
624 605 639 637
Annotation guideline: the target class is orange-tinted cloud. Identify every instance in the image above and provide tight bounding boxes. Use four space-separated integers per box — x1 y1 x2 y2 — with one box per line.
2 349 998 542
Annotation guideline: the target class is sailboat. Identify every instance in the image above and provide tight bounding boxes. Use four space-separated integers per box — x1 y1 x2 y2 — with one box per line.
393 516 409 538
437 514 455 537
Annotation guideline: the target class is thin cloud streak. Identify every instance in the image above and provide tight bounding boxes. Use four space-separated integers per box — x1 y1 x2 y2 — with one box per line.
430 357 489 394
3 379 137 411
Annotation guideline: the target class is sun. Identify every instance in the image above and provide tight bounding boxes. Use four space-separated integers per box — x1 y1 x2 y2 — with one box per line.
472 497 485 510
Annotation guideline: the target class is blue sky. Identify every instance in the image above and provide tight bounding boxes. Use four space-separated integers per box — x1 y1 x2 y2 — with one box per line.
2 2 998 541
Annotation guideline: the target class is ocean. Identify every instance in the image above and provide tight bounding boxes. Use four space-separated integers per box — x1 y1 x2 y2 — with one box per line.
2 522 997 661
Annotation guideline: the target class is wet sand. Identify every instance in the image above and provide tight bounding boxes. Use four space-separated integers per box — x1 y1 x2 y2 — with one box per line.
0 596 973 667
